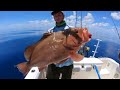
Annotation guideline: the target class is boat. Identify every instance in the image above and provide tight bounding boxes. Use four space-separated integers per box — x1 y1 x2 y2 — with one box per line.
24 39 120 79
24 11 120 79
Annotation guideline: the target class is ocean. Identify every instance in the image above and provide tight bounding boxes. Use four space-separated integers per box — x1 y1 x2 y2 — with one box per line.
0 30 120 79
0 30 43 79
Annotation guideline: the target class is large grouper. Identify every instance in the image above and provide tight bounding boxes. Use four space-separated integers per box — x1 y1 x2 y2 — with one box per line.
17 28 92 75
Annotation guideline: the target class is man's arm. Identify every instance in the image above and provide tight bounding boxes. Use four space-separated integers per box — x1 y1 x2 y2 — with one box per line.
47 27 54 33
42 27 54 36
39 27 54 41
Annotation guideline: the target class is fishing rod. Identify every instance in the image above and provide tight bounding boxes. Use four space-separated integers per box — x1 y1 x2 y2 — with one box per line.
75 11 77 27
81 11 82 28
111 15 120 40
74 11 82 28
110 12 120 60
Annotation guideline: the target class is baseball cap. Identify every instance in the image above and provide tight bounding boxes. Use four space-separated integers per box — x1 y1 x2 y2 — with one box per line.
51 11 63 15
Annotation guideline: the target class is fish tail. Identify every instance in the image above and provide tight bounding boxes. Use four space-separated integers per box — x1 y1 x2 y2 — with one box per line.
16 62 29 76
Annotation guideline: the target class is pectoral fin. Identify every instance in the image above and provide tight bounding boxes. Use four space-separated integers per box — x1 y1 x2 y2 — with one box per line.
69 51 84 61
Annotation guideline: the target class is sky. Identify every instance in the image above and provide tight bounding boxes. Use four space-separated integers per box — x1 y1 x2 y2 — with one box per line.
0 11 120 43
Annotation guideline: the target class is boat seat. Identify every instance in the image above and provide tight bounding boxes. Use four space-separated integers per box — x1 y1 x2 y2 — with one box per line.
100 68 110 75
73 65 81 72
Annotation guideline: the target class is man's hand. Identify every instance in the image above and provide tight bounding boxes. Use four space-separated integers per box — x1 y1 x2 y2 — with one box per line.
44 32 52 36
40 32 52 41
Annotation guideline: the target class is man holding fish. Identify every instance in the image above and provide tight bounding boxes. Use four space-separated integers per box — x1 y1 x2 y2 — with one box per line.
16 11 92 79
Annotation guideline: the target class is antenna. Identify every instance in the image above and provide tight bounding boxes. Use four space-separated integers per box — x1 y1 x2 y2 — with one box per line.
92 39 102 57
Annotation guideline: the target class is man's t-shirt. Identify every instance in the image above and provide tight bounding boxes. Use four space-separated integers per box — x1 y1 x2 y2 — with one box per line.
48 24 74 67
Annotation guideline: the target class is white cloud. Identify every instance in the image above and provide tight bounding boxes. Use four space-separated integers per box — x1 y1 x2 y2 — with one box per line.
64 12 117 43
0 12 94 32
1 11 120 44
65 12 94 27
0 19 55 32
91 22 109 27
103 17 107 19
111 12 120 20
65 15 76 26
73 11 76 16
83 13 94 24
88 25 120 44
65 11 77 27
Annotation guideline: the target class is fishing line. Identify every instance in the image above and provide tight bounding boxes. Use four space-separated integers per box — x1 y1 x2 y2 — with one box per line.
81 11 82 28
109 11 120 60
110 14 120 40
75 11 77 27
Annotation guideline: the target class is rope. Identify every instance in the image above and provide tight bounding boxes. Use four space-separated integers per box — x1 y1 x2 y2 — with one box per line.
93 64 101 79
81 11 82 28
75 11 77 27
110 12 120 60
74 11 82 28
111 16 120 40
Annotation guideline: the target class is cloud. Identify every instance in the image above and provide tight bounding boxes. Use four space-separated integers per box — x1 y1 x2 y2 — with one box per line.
111 12 120 20
83 13 94 24
88 25 120 44
65 11 77 27
65 15 76 26
91 22 109 27
0 11 119 44
64 12 116 43
65 12 94 27
103 17 107 19
0 19 55 33
0 12 94 32
73 11 76 16
0 12 110 33
28 19 54 30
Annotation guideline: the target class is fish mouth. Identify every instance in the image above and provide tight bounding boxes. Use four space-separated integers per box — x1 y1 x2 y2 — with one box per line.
71 37 80 47
89 34 92 39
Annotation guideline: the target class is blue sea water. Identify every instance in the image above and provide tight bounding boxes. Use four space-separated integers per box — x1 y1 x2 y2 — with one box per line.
0 30 120 79
86 39 120 64
0 30 43 79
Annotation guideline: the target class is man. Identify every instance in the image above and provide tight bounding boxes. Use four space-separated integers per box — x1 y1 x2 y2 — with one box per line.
46 11 74 79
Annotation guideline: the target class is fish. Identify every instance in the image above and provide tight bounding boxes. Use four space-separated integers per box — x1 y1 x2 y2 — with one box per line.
16 27 92 75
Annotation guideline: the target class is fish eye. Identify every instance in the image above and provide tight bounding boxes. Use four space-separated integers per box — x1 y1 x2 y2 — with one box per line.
75 31 78 33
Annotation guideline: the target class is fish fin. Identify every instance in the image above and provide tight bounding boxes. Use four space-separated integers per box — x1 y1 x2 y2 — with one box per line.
24 45 35 61
70 51 84 61
16 62 29 76
38 66 47 71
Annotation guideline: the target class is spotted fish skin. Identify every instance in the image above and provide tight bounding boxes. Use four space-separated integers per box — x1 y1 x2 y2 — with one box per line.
17 28 92 75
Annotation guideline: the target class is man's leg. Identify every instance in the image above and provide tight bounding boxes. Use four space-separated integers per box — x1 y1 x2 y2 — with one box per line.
46 64 60 79
61 64 73 79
